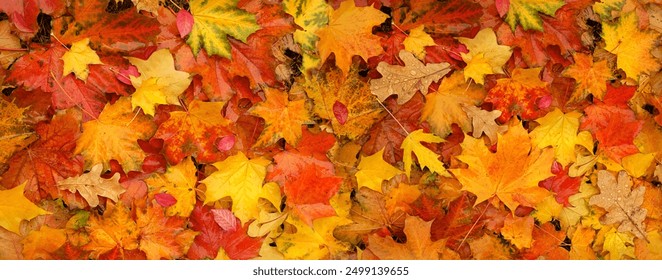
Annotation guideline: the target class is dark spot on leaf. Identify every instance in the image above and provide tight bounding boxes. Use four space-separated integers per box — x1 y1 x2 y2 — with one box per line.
561 236 571 251
106 0 134 13
643 104 658 115
32 13 52 44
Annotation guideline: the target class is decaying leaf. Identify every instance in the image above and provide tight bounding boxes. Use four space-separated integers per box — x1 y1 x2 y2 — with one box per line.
589 170 647 239
370 50 451 104
57 164 124 208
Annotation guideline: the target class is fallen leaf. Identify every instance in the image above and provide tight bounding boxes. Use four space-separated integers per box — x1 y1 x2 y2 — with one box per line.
355 148 403 193
0 182 50 234
455 28 512 84
603 12 660 81
401 129 449 178
504 0 565 31
529 109 594 166
589 170 647 239
403 25 436 60
57 164 124 208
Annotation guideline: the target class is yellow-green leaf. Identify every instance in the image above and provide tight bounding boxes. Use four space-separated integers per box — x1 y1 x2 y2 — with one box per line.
283 0 330 70
603 12 660 81
403 25 436 60
504 0 565 31
187 0 261 59
145 157 198 217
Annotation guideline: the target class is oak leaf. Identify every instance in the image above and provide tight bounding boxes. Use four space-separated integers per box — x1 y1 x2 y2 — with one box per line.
282 0 330 70
451 121 555 211
61 38 102 81
144 157 197 217
469 234 511 260
186 0 260 59
529 109 594 166
562 53 613 103
603 12 660 81
504 0 565 31
57 164 124 208
75 97 157 172
315 0 388 74
283 162 341 225
247 87 312 147
153 100 232 165
401 129 449 178
0 182 50 234
200 152 270 224
126 49 192 116
589 170 647 239
367 215 446 260
421 71 486 138
355 148 403 193
461 106 507 144
370 50 451 104
455 28 512 84
569 225 597 259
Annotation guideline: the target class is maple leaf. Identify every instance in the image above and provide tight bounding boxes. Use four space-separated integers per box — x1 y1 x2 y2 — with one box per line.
469 234 511 260
421 71 486 138
370 50 451 104
144 157 197 217
455 28 512 85
275 215 351 260
186 0 260 59
501 215 534 249
0 182 50 234
52 0 160 52
282 0 330 69
126 49 192 116
486 67 551 122
135 204 196 260
451 121 555 211
1 110 85 206
154 100 232 165
75 97 157 172
391 0 483 36
0 21 25 69
562 53 613 103
461 106 507 144
569 225 597 259
529 109 594 166
602 227 635 260
83 202 139 259
504 0 565 31
283 162 341 225
315 0 388 74
302 67 384 140
333 188 405 245
401 129 449 178
57 164 125 208
403 25 436 60
589 170 647 239
0 99 35 170
367 215 447 260
21 226 66 260
355 148 403 193
200 152 271 224
61 38 102 81
603 12 660 81
247 87 311 147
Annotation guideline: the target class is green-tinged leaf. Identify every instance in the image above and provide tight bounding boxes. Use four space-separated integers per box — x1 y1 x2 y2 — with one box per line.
505 0 565 31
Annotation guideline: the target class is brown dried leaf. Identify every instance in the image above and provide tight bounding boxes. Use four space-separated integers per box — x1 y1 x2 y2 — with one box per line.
589 170 647 239
57 164 125 207
461 105 507 144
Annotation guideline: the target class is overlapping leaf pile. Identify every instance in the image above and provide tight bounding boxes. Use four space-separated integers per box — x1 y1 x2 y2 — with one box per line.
1 0 662 260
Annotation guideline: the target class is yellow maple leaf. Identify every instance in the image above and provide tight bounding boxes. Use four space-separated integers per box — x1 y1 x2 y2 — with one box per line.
301 67 384 139
282 0 331 71
421 71 486 138
621 153 655 178
456 28 512 85
569 225 597 259
529 109 594 167
501 215 534 249
131 0 158 14
75 97 157 172
200 152 271 224
562 53 613 102
635 230 662 259
275 215 352 260
603 12 660 81
367 215 446 260
84 202 139 259
61 38 102 81
401 129 449 178
315 1 388 74
602 227 635 260
0 182 50 234
57 163 125 207
21 226 66 260
127 49 192 116
451 121 554 211
248 87 312 147
355 148 403 193
532 195 563 223
403 25 436 60
384 183 420 215
135 204 197 260
145 157 197 217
